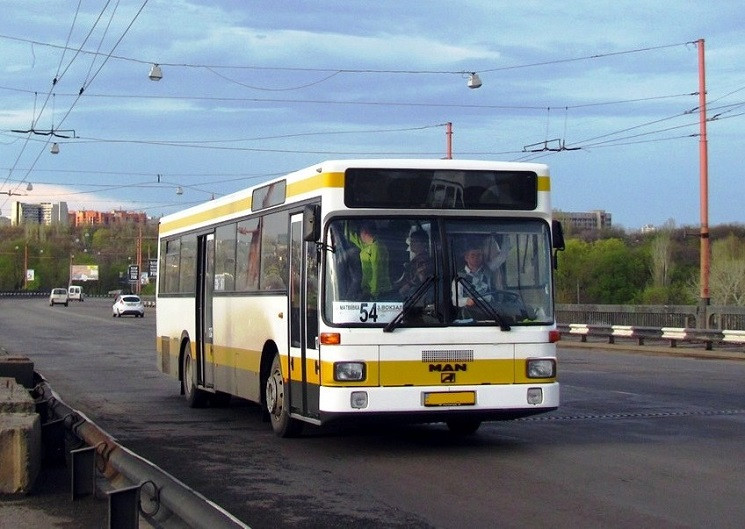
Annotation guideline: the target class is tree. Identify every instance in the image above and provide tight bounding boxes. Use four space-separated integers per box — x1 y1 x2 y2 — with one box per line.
554 237 649 304
709 234 745 305
554 238 591 303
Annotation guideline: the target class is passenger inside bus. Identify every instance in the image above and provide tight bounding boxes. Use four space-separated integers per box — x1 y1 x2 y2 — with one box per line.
394 229 433 298
330 226 362 300
346 221 392 299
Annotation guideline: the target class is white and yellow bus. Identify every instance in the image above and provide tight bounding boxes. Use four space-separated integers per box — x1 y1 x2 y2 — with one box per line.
156 159 565 436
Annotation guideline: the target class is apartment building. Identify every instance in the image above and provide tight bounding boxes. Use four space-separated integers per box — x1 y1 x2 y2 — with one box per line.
553 209 612 231
10 201 69 226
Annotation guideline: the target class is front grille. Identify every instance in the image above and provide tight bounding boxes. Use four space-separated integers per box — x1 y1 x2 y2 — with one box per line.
421 349 474 363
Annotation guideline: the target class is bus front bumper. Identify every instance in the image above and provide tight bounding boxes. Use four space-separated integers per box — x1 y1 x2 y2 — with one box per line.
316 382 559 425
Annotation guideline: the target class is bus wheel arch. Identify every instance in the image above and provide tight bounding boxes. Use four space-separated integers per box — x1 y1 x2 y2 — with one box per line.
259 341 278 413
180 336 207 408
261 342 302 437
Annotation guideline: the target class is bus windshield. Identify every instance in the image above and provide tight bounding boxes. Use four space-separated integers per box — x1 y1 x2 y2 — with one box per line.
323 217 553 327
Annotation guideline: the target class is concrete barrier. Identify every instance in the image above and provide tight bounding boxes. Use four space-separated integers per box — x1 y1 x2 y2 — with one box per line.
0 376 40 493
36 375 249 528
0 355 34 388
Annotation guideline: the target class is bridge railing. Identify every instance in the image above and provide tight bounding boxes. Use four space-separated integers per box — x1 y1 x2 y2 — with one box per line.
557 304 745 330
558 323 745 351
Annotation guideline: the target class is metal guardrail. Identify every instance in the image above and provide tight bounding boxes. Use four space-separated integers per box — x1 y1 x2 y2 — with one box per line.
0 291 156 305
559 323 745 351
557 303 745 331
33 372 249 529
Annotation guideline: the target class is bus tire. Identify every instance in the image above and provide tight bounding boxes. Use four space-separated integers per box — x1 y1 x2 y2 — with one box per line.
446 418 481 435
266 353 302 437
182 350 207 408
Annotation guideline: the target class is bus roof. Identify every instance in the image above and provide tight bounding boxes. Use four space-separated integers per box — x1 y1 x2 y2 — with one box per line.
159 159 550 236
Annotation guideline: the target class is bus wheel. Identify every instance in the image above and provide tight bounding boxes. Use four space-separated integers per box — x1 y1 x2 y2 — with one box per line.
182 351 207 408
266 354 302 437
446 418 482 435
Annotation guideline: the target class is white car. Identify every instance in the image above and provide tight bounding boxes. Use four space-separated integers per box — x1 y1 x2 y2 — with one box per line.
68 285 84 301
49 288 68 307
112 295 145 318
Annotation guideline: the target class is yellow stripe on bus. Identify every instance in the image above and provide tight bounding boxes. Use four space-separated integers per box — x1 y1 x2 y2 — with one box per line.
287 171 344 197
537 175 550 192
160 344 555 388
160 196 253 234
315 359 555 387
160 171 344 235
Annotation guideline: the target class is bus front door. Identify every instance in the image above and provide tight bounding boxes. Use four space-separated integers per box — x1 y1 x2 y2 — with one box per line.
289 213 320 420
197 233 216 389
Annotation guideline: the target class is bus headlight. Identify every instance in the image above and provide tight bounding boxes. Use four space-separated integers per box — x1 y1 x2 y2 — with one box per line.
334 362 366 381
526 358 556 378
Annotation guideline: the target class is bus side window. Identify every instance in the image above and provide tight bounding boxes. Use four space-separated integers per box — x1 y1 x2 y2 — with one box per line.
260 211 289 290
236 218 260 291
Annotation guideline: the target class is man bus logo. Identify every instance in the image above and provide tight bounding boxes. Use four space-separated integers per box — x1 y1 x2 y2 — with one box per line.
429 363 467 383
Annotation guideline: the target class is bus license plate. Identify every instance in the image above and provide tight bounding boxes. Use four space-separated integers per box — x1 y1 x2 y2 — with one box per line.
423 391 476 407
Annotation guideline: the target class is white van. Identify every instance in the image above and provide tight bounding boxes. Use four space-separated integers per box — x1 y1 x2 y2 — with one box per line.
68 285 84 302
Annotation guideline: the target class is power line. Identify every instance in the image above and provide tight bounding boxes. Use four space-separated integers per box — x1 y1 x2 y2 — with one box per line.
479 41 697 73
0 83 697 112
0 33 695 76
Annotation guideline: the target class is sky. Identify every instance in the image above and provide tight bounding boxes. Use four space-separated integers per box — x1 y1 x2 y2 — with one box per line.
1 0 744 230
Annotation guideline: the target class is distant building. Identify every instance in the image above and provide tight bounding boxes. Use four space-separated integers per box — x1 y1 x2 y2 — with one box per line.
71 209 147 227
10 201 69 226
553 209 612 231
640 224 656 234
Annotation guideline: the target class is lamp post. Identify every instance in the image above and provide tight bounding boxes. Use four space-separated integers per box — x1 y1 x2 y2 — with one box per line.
14 245 21 290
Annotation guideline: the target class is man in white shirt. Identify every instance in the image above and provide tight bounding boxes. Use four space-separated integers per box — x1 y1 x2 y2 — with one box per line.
453 243 494 309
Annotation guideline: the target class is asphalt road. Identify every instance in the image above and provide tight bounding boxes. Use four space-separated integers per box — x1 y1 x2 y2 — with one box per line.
2 297 745 528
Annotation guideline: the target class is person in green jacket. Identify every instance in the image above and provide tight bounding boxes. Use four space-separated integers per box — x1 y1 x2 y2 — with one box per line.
347 221 391 299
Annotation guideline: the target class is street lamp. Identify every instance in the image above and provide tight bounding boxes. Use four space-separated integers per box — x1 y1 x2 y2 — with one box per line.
149 64 163 81
467 72 482 89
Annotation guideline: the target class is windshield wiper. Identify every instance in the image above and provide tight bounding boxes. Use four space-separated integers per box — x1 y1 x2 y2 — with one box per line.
456 276 511 331
383 275 436 333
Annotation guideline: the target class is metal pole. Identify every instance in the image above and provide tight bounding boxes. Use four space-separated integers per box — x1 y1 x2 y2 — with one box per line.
136 226 142 294
23 244 28 289
446 122 452 159
697 39 710 319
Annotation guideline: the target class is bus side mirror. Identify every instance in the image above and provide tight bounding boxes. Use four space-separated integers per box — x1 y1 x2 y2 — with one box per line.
551 219 565 270
303 204 321 242
552 219 565 250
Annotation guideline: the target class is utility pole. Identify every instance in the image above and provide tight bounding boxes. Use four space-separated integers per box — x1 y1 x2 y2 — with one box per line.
136 225 143 294
23 244 28 289
697 38 710 322
445 122 453 159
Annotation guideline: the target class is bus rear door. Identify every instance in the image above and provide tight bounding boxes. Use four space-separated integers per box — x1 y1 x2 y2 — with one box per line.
196 233 216 389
